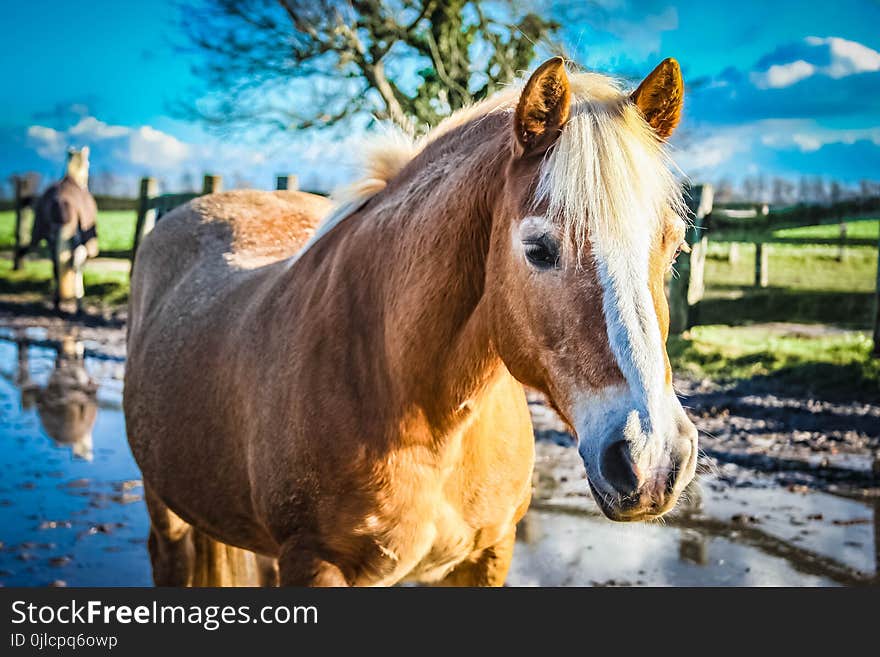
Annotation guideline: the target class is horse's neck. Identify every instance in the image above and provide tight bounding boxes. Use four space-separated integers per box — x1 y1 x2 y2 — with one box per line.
66 164 87 189
292 117 510 434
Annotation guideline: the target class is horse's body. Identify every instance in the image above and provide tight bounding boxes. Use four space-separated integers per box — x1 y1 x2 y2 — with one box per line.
126 58 699 586
126 183 533 585
28 148 98 311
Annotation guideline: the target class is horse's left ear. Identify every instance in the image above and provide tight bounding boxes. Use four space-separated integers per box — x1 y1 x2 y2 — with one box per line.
631 58 684 139
80 146 90 159
514 57 571 158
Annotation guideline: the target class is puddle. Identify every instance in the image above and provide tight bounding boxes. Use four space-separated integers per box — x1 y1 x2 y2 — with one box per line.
0 328 877 587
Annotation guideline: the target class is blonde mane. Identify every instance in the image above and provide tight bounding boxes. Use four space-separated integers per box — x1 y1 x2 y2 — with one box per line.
310 67 685 254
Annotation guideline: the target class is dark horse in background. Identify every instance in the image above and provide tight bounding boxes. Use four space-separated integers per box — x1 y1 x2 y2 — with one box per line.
19 147 99 314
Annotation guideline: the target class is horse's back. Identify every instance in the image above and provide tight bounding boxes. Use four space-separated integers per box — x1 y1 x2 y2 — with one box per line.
128 190 330 332
32 177 96 245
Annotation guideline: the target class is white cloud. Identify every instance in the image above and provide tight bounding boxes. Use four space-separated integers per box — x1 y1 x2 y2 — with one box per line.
806 36 880 78
751 36 880 89
751 60 815 89
791 133 822 152
23 112 364 194
127 126 190 167
674 118 880 182
26 125 66 158
675 129 750 174
68 116 130 139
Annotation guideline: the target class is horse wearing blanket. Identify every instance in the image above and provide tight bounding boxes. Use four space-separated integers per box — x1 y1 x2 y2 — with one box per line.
27 147 99 314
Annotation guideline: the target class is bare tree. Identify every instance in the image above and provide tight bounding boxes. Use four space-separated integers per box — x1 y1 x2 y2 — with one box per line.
177 0 559 135
830 180 842 205
181 171 197 193
811 176 828 205
231 171 255 189
858 179 880 199
798 176 811 203
754 173 767 203
771 177 796 206
92 169 123 196
714 178 734 203
741 176 757 202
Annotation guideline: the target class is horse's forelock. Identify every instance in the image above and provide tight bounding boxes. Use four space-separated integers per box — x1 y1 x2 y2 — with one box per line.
535 75 687 263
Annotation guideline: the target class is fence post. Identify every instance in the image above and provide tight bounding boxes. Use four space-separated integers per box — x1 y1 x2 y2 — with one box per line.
728 242 739 265
131 176 158 265
13 176 37 270
837 222 847 262
872 233 880 357
276 175 298 191
202 175 222 195
754 243 769 287
668 183 714 334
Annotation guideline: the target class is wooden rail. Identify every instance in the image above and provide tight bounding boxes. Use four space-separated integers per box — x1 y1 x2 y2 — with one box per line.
130 174 300 263
12 175 39 270
667 190 880 356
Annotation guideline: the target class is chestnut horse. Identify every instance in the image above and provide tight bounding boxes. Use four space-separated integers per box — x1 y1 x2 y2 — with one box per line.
124 57 698 587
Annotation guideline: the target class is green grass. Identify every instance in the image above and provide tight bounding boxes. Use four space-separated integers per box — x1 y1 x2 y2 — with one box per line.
697 244 878 328
773 219 879 241
704 243 876 292
0 258 129 307
671 243 879 399
669 325 880 401
0 210 136 255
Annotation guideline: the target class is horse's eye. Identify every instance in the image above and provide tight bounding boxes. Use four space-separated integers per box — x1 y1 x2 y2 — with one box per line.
523 235 560 270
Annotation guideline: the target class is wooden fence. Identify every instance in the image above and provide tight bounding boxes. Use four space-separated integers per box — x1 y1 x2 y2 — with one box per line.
667 186 880 355
11 175 40 270
9 171 880 354
131 174 300 263
11 172 302 266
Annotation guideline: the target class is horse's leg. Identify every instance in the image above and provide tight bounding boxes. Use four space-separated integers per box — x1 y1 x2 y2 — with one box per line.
49 239 61 314
437 528 517 587
145 484 195 586
189 531 265 587
277 539 348 586
256 555 280 587
146 484 267 587
72 245 87 315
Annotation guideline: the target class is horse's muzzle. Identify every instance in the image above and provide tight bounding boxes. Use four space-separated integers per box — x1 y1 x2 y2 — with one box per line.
587 421 698 522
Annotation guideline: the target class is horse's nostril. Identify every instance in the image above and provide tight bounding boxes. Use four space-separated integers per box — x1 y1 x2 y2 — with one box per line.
600 440 640 496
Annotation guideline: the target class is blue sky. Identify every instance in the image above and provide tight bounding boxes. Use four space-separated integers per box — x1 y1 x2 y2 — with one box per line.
2 0 880 195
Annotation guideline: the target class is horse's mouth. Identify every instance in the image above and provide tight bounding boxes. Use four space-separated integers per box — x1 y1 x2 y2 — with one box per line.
587 479 673 522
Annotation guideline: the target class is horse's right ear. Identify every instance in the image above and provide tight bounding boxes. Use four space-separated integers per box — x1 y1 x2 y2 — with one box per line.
513 57 571 159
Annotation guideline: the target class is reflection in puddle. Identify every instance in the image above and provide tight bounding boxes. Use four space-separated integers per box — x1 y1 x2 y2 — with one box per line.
0 328 877 586
16 330 98 461
510 444 878 586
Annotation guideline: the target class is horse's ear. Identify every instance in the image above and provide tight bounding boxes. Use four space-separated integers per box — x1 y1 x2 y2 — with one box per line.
514 57 571 158
631 58 684 139
80 146 89 159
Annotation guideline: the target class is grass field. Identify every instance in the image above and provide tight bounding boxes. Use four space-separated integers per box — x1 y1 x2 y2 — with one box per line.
0 258 129 307
699 243 877 328
0 210 136 255
773 218 879 241
673 241 879 398
669 325 879 400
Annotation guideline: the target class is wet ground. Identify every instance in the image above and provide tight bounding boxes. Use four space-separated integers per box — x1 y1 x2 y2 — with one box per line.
0 317 877 587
